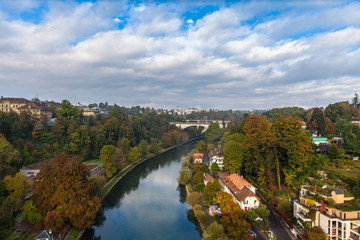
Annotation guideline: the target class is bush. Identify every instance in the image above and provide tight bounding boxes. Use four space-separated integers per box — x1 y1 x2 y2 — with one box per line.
149 143 160 154
68 229 78 240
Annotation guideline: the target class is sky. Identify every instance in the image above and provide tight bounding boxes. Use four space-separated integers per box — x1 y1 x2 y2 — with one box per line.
1 0 360 110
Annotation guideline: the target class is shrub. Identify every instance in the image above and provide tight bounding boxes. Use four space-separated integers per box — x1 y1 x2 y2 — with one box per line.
186 192 201 207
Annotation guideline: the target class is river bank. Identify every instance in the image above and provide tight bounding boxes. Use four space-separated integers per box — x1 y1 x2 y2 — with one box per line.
74 138 201 240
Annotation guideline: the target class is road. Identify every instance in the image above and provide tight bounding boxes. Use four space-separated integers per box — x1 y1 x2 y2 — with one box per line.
257 193 296 240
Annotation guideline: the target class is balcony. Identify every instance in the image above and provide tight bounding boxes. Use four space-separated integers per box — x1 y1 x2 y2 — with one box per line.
297 211 311 222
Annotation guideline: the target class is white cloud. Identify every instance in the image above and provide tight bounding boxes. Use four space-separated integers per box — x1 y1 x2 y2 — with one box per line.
0 1 360 109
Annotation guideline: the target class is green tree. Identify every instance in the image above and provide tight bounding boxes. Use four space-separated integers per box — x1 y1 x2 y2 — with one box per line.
4 172 31 205
202 181 222 204
57 100 81 120
211 162 221 175
128 146 141 162
328 145 340 160
193 171 204 184
0 136 20 179
223 140 244 173
307 226 326 240
138 140 149 157
205 123 223 144
100 145 116 177
353 93 359 107
149 143 160 154
203 222 228 240
22 200 41 224
256 205 269 224
31 153 100 229
195 182 205 193
178 167 192 185
245 209 257 224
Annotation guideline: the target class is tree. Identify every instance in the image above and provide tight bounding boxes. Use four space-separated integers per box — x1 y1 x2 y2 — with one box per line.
205 123 223 144
0 136 20 179
215 192 250 239
88 176 107 197
193 171 204 184
149 143 160 154
57 100 81 120
100 145 116 177
31 153 100 229
307 226 326 240
178 167 192 185
128 146 141 162
245 209 257 224
203 222 228 240
186 192 201 207
4 172 31 204
352 93 359 107
223 140 244 173
328 145 339 160
195 182 205 193
211 162 221 175
202 181 222 204
256 205 269 224
22 200 41 224
138 140 149 157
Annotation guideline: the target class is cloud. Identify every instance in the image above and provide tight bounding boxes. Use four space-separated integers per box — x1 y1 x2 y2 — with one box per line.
0 1 360 110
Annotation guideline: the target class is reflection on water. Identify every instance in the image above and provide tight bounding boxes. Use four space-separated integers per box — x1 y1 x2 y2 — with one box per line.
82 141 202 240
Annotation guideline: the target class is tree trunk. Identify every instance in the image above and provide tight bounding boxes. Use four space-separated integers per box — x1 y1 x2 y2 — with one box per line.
274 147 281 189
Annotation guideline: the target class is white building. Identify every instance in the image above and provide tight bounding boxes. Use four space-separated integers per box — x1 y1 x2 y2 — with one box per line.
209 149 224 170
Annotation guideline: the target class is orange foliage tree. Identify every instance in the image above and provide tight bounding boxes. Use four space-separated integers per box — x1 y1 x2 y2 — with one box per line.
32 153 100 229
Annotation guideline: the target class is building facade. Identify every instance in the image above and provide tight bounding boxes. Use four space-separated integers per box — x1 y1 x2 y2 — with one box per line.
0 96 29 113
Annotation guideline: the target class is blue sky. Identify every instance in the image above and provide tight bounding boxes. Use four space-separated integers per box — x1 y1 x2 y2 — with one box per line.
0 0 360 110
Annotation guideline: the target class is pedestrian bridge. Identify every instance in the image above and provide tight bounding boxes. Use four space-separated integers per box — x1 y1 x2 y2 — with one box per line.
169 120 231 133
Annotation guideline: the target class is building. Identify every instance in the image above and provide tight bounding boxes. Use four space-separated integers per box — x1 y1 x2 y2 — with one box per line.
18 101 52 120
218 172 260 211
173 107 201 116
312 137 329 146
193 153 204 164
208 149 224 170
204 174 215 185
294 188 360 240
351 116 360 126
0 96 29 113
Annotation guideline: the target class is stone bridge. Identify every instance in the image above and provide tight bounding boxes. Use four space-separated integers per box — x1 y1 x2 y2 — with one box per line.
169 120 231 133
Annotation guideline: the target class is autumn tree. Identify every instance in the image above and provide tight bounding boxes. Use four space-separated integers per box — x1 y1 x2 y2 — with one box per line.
100 145 116 177
31 153 100 229
193 171 204 184
215 192 250 239
4 172 31 208
0 136 21 179
149 143 160 154
138 140 149 157
128 146 141 162
205 123 223 144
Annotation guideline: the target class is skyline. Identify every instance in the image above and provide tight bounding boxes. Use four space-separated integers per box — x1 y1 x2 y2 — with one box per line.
0 1 360 110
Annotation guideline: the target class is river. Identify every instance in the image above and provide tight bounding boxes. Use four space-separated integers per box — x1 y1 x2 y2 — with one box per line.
82 141 202 240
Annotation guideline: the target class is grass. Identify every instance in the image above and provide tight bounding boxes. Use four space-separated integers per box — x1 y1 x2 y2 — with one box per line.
68 229 78 240
6 235 19 240
83 159 103 166
325 166 360 182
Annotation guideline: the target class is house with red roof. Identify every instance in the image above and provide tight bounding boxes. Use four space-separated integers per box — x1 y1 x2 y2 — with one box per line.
193 153 204 164
218 172 260 211
204 174 215 185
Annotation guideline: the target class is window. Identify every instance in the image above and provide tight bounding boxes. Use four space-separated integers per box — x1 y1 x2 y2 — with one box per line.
254 200 257 204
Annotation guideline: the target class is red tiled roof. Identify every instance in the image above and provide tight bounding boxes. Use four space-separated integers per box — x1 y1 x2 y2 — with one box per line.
204 174 215 182
234 187 259 201
218 172 230 180
18 101 52 111
0 97 29 104
193 153 204 160
226 174 256 191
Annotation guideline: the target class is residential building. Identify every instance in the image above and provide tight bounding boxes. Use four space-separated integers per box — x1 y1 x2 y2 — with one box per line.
294 188 360 240
18 101 52 120
0 96 29 113
351 116 360 126
218 172 260 211
193 153 204 164
208 149 224 170
204 174 215 185
312 137 329 146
